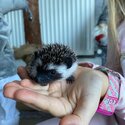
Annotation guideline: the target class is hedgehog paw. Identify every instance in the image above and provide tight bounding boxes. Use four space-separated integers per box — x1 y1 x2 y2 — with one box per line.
66 76 75 84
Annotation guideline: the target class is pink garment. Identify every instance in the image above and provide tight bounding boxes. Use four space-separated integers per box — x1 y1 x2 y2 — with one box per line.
96 66 120 116
37 63 125 125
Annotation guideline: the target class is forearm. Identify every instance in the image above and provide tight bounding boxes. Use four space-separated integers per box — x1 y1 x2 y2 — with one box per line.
93 69 109 98
77 65 109 98
77 66 109 99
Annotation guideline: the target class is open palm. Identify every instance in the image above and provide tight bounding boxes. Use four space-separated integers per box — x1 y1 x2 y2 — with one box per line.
4 66 108 125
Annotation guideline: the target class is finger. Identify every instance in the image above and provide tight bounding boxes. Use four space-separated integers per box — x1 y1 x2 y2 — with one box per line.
17 67 49 90
3 82 23 99
17 66 29 79
13 89 67 116
4 81 20 87
60 94 100 125
60 115 82 125
20 79 49 91
73 93 100 125
4 81 49 100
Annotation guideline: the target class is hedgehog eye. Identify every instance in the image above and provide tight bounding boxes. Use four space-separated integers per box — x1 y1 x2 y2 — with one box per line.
50 70 56 75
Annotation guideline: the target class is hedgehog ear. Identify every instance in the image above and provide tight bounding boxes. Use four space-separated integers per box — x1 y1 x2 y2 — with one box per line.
64 57 73 69
34 51 40 58
34 51 43 65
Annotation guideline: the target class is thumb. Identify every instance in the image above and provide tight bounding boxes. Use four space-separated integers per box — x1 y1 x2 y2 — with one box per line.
60 94 101 125
17 66 30 79
60 115 82 125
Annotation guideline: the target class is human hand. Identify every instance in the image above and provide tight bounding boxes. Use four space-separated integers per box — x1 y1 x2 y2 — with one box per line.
4 66 108 125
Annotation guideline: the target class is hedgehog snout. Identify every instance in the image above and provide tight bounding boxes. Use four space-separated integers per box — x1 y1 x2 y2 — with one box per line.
35 70 63 85
36 74 51 84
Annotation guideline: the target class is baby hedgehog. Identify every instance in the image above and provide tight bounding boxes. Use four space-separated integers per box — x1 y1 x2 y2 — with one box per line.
26 43 78 86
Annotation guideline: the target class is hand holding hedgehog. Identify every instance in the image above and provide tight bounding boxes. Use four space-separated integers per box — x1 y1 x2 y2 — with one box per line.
26 44 78 86
4 62 109 125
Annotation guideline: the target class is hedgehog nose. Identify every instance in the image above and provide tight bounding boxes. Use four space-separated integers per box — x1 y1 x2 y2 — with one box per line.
37 75 50 84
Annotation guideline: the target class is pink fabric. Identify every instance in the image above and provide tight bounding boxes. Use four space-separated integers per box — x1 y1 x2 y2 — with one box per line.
115 74 125 120
95 66 120 115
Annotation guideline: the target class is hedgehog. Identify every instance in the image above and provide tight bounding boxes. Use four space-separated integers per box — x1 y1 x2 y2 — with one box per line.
26 43 78 86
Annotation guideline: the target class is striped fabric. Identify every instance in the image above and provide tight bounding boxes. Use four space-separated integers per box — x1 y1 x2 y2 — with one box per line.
96 66 120 116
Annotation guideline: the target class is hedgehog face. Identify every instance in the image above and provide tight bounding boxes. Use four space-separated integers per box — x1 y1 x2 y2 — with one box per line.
26 43 78 86
48 62 78 80
27 61 77 86
34 64 63 85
